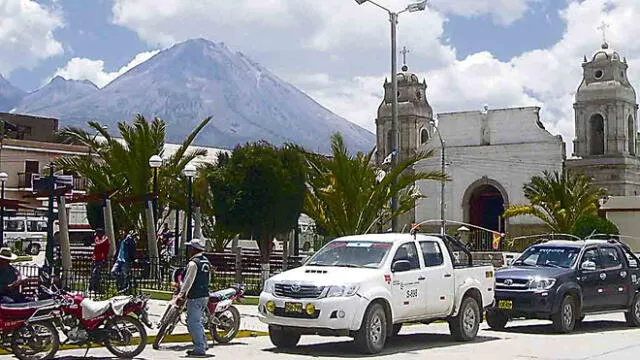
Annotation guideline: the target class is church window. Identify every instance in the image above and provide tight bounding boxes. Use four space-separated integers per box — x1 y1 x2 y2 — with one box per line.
589 114 605 155
594 69 604 80
629 115 635 155
420 128 429 144
416 90 421 100
386 130 393 154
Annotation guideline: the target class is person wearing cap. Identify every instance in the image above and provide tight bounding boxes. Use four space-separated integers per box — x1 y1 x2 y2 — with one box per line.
177 238 211 357
0 247 26 303
89 228 109 293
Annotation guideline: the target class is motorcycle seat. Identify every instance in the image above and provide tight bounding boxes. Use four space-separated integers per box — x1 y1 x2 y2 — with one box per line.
81 295 131 319
0 299 56 310
209 288 236 302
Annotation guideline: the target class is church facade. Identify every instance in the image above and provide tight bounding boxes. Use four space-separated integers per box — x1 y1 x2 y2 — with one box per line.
375 41 638 248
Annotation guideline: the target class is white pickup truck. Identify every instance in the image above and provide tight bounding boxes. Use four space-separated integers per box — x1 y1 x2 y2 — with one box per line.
258 233 495 354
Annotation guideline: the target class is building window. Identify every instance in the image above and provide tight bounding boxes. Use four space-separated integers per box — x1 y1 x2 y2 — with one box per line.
25 160 39 174
420 128 429 144
589 114 605 155
594 69 604 80
629 115 635 155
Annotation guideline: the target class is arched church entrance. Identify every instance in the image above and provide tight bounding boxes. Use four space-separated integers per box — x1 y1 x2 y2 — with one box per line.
462 178 508 250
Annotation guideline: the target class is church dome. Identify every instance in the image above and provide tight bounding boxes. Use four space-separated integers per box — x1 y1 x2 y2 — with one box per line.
397 65 420 85
592 42 621 62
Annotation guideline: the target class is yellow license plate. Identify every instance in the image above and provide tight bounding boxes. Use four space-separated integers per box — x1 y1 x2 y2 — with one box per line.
284 302 303 313
498 300 513 310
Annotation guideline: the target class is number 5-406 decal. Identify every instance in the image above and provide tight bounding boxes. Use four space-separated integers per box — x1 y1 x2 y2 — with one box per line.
406 289 418 298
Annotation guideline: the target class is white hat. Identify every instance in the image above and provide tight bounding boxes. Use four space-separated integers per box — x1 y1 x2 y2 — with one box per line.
186 238 206 251
0 247 18 261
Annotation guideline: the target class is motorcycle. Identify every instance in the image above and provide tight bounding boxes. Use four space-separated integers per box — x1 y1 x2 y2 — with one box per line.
153 268 243 349
38 274 152 358
0 296 70 360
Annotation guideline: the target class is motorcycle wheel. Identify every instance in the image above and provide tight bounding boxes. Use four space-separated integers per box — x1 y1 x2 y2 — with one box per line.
152 306 180 349
11 321 60 360
104 316 147 358
211 305 241 344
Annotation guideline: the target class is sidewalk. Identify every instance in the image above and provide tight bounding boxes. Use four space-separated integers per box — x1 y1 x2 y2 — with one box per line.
146 299 267 335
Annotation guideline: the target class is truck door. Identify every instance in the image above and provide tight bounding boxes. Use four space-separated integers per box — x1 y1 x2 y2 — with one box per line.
419 240 455 316
390 242 424 320
578 247 603 311
598 246 628 309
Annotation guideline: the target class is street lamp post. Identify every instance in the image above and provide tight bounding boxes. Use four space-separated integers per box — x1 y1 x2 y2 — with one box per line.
0 172 7 247
354 0 427 232
430 120 446 235
183 164 196 256
148 155 162 225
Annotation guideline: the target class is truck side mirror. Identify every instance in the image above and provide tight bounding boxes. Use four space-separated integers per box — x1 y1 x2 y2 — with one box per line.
580 260 596 272
392 260 411 273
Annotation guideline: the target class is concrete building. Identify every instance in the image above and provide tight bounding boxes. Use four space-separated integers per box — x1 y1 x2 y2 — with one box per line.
600 196 640 250
375 40 640 248
566 42 640 195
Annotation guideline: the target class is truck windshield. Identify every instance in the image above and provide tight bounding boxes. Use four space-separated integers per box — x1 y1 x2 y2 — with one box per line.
306 241 392 268
513 246 580 268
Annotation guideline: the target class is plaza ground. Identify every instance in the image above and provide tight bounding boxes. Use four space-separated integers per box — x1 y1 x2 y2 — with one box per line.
2 309 639 360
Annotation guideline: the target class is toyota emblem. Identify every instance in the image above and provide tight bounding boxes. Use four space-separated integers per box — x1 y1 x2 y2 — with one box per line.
290 283 301 293
504 279 513 286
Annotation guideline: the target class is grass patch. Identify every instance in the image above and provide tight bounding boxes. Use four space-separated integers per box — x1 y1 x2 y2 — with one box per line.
142 289 260 306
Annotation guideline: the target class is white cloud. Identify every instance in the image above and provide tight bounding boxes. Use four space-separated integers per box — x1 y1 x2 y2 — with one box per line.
52 49 160 87
0 0 64 74
109 0 640 158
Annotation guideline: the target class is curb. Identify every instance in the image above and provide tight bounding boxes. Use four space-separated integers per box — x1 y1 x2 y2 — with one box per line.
0 329 268 355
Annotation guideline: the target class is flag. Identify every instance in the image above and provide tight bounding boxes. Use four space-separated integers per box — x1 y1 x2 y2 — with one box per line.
492 231 503 250
382 152 393 165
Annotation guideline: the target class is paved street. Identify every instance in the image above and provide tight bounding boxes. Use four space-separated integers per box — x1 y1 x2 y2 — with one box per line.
3 313 639 360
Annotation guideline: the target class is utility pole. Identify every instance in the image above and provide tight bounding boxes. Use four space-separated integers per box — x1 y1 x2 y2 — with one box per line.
390 11 399 232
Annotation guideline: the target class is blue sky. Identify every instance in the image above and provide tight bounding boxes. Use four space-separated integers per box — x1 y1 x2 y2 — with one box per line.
2 0 638 146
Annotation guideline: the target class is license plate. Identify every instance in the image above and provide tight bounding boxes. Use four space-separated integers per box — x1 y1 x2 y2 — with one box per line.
284 302 303 314
498 300 513 310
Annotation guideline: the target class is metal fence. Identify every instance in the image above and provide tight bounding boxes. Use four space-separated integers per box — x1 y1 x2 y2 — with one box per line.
15 251 305 299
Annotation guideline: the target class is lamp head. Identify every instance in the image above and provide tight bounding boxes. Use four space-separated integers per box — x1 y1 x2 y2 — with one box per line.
183 164 197 178
0 172 8 183
148 155 163 168
407 0 427 12
354 0 368 4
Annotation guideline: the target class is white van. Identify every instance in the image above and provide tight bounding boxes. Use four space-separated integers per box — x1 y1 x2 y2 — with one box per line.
3 216 48 255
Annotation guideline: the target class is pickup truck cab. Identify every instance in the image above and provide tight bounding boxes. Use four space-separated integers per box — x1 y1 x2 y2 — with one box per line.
258 233 495 354
487 238 640 333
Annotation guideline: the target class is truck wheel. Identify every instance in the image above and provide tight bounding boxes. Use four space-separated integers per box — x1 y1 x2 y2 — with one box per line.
27 244 40 255
486 309 508 330
354 302 387 354
552 295 576 333
268 325 300 349
392 324 402 336
449 297 480 341
625 293 640 327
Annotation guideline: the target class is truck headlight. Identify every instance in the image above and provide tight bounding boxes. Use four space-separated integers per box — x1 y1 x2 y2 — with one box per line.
326 284 359 297
263 280 275 294
529 277 556 290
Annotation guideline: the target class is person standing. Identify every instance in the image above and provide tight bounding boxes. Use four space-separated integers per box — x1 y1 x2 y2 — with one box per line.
89 228 109 293
111 230 136 291
0 248 27 303
176 238 211 357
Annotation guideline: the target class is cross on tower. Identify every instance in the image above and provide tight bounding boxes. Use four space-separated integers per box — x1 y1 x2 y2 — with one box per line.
400 46 410 66
598 20 610 45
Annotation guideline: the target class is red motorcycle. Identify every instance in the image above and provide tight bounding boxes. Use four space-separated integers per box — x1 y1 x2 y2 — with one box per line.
39 278 152 358
0 297 70 360
152 267 243 349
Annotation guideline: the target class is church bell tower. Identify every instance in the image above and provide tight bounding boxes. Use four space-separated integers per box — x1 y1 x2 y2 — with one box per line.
567 35 640 195
375 52 434 229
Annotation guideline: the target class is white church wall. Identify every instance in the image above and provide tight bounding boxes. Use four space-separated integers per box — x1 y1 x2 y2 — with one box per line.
415 107 565 230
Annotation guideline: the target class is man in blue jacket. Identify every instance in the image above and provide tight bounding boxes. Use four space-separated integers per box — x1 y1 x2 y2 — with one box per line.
176 238 211 357
111 230 136 291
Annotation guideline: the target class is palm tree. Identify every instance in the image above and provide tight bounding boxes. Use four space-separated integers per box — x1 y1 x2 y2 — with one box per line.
304 133 447 237
55 115 210 240
503 170 606 234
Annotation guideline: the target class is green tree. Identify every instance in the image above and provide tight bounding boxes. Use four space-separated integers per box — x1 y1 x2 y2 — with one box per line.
503 170 606 234
56 115 210 242
207 142 306 262
304 133 447 237
571 214 619 238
